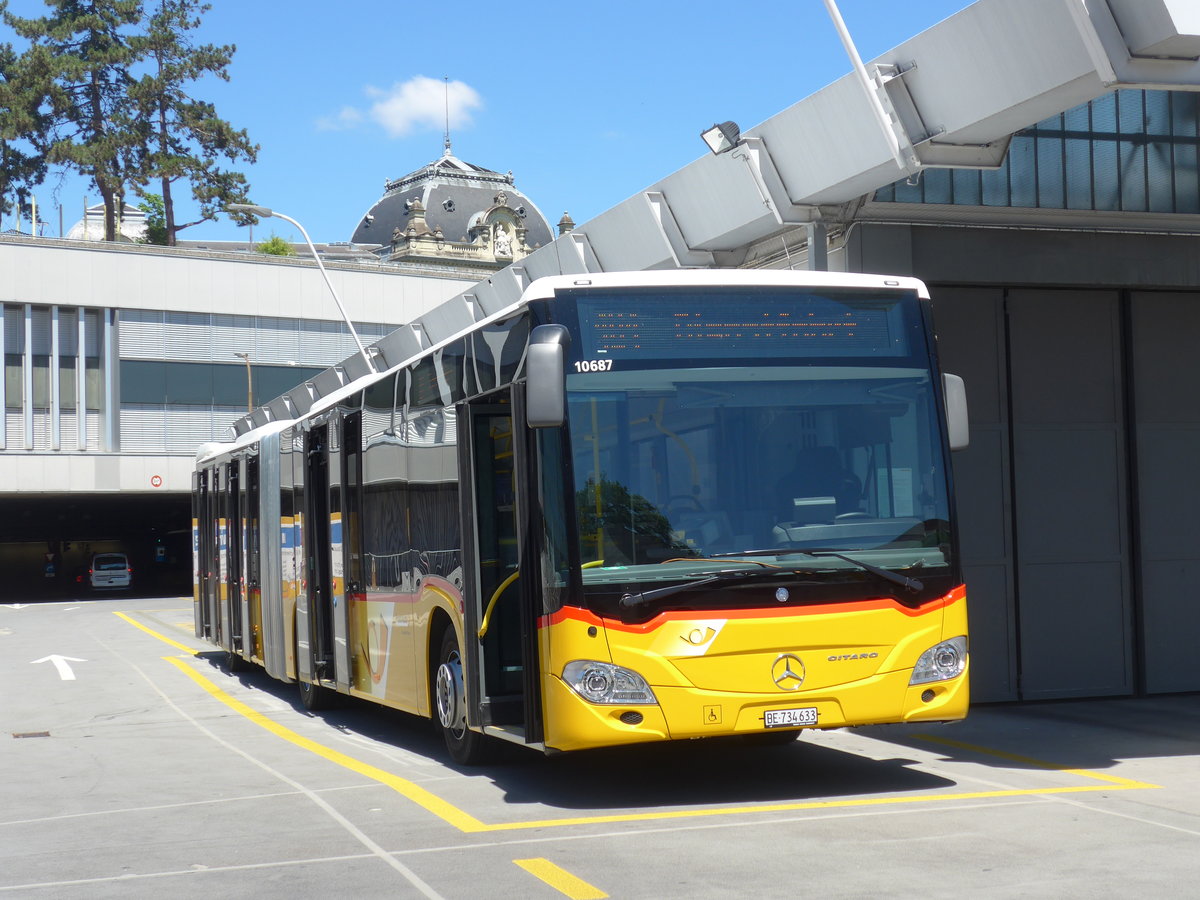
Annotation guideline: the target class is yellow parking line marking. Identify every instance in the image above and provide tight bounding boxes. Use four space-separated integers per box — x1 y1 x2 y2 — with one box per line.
913 734 1160 789
116 612 1160 835
113 611 198 655
165 654 1159 834
514 859 607 899
163 656 489 833
488 783 1157 830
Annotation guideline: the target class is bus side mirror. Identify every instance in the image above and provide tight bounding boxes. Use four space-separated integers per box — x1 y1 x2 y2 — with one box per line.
527 324 570 428
943 372 969 451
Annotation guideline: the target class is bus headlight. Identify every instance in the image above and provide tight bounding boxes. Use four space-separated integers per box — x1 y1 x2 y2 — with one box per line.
562 660 657 705
910 636 968 685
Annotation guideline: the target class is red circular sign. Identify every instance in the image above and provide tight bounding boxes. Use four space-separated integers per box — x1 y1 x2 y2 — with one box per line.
150 475 163 488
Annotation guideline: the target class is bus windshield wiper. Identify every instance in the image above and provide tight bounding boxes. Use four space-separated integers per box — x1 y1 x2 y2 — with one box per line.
709 548 924 594
792 549 923 593
618 567 814 610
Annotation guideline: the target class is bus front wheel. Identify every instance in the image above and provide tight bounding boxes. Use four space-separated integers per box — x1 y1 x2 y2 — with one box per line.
435 627 490 765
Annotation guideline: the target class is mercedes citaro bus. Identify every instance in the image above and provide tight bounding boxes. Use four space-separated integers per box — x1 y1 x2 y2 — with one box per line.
193 270 970 763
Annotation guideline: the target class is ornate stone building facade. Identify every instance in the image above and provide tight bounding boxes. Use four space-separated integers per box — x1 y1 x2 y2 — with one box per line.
351 149 569 276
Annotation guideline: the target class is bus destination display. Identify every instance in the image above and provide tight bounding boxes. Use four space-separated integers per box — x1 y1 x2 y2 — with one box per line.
573 292 910 361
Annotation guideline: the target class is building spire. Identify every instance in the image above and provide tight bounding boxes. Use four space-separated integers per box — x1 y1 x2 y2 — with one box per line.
443 76 452 157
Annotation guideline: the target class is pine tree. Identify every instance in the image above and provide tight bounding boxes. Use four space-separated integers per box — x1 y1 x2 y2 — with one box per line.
128 0 256 245
0 31 50 225
3 0 145 242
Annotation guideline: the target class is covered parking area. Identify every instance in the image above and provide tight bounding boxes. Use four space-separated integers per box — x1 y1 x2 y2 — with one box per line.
0 494 191 599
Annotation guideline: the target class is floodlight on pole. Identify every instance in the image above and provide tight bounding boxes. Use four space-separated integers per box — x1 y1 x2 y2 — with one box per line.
233 351 252 412
227 203 377 374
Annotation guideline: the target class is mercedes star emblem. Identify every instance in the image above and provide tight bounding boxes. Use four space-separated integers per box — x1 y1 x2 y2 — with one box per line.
771 653 806 690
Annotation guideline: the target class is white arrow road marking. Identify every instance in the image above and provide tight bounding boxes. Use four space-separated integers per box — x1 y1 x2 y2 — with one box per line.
31 655 87 681
4 604 31 610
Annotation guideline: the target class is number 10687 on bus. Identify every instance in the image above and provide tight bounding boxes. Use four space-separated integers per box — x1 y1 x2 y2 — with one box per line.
574 359 614 372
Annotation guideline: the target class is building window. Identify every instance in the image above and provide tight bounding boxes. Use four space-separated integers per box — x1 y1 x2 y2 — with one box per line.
3 306 20 411
119 359 322 408
874 89 1200 215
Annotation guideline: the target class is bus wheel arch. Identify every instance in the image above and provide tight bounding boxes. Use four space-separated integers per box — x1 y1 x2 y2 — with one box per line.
426 607 454 716
434 623 490 765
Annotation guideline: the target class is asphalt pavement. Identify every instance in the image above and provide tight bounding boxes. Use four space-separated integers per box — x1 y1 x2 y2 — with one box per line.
2 594 1198 898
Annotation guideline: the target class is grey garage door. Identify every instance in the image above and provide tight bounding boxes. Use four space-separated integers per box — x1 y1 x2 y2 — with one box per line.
934 287 1134 700
1130 292 1200 694
1008 290 1132 699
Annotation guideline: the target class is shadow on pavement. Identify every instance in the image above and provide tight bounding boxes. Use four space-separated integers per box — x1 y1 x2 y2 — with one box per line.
861 694 1200 774
192 651 958 813
182 651 1198 814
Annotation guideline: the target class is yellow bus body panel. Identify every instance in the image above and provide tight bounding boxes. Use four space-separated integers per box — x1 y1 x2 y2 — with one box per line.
543 587 968 753
346 576 464 718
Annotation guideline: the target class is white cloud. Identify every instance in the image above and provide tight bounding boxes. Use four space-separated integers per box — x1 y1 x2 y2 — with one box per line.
315 106 365 132
366 76 483 139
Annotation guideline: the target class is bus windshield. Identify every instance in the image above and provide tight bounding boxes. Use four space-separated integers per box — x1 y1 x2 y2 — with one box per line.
554 286 954 613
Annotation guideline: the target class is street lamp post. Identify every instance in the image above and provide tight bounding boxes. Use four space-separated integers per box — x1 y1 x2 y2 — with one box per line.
227 203 377 375
233 351 252 412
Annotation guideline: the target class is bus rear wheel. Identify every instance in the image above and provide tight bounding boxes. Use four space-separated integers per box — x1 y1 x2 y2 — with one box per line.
225 649 247 674
296 643 336 711
297 675 335 711
435 627 490 765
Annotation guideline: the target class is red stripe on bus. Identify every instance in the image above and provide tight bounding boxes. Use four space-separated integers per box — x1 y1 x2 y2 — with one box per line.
348 591 417 605
538 584 965 633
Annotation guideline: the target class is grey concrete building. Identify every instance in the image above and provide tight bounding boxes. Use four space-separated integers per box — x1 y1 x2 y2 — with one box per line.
0 236 480 596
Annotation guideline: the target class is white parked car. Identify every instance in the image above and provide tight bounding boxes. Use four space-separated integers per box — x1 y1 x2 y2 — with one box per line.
90 553 132 590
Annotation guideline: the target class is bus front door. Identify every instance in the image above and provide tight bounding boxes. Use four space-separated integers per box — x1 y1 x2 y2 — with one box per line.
462 391 543 745
300 423 335 685
196 469 216 642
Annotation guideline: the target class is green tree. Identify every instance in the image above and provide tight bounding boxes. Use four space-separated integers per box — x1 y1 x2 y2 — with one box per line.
575 477 690 565
128 0 256 245
136 189 165 243
256 233 293 256
0 26 50 224
3 0 145 242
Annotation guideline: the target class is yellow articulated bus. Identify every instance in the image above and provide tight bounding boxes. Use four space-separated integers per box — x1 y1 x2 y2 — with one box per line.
193 270 970 763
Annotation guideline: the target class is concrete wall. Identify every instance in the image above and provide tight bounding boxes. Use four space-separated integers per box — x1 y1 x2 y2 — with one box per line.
0 238 478 496
0 236 477 325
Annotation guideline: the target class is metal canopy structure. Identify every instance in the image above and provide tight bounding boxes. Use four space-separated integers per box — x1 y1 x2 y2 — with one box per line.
231 0 1200 437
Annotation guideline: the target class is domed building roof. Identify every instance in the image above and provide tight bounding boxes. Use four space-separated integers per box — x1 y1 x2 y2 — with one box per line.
66 202 146 242
352 148 555 271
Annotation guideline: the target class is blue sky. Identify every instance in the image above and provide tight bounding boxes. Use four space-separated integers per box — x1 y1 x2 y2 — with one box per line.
5 0 975 243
